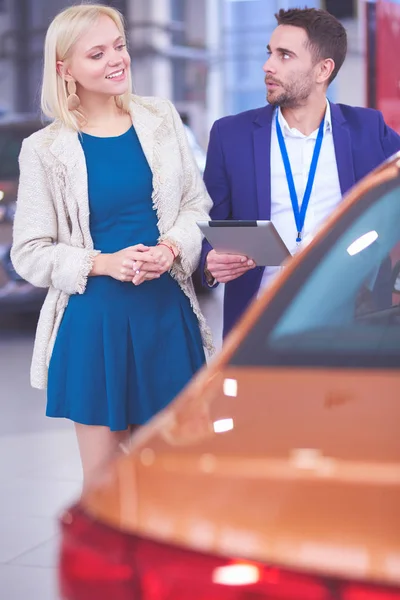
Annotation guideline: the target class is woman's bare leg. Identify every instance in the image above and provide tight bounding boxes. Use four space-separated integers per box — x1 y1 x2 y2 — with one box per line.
74 423 131 490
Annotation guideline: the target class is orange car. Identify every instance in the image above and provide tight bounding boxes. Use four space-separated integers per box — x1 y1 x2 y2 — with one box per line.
59 154 400 599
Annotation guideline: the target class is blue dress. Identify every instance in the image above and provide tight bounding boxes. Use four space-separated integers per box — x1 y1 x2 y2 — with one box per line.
47 126 205 431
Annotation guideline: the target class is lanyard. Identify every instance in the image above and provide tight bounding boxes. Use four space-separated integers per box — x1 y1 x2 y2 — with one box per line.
275 112 325 243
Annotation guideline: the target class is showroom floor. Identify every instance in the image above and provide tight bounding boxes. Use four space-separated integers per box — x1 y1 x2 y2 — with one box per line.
0 288 223 599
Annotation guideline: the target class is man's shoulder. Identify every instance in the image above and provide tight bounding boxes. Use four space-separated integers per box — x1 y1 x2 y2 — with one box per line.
334 103 384 127
213 105 272 132
333 102 400 160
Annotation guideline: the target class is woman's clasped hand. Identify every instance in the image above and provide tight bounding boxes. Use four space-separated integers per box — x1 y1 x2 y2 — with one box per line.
94 243 176 285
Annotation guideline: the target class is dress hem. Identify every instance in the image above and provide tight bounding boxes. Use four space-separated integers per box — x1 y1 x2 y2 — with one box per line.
45 413 143 432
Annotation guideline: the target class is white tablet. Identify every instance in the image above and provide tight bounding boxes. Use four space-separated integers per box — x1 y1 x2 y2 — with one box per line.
197 220 291 267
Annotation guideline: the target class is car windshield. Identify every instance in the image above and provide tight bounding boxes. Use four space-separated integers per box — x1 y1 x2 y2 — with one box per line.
232 175 400 369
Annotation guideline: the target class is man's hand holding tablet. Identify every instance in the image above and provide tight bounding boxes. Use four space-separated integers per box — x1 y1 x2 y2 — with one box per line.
205 250 256 284
199 220 290 285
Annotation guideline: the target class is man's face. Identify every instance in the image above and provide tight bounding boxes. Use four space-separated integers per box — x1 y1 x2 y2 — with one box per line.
263 25 318 108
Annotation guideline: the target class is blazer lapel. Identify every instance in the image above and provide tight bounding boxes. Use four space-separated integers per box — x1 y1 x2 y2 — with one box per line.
49 125 92 246
128 96 164 172
330 102 356 196
49 123 86 174
253 105 274 220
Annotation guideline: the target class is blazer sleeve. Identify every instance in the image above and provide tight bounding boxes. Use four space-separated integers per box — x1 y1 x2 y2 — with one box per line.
198 119 233 286
159 100 212 281
379 112 400 158
11 138 99 295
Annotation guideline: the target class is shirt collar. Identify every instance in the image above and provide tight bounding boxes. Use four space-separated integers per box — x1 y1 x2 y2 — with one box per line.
275 98 332 138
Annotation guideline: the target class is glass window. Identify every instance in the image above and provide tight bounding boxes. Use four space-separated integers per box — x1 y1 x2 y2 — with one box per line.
232 180 400 369
170 0 186 46
172 59 207 104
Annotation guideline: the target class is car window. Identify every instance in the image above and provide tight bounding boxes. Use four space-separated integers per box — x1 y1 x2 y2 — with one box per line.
232 182 400 369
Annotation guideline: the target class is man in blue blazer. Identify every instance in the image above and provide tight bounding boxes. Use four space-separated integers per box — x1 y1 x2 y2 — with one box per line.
200 7 400 338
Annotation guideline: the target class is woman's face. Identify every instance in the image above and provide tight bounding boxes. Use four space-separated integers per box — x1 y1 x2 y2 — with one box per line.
64 14 131 99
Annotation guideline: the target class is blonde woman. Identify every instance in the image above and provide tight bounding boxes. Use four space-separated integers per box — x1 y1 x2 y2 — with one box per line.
11 4 213 488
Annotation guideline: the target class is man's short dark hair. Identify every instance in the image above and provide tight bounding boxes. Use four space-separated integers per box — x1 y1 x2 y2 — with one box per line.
275 8 347 84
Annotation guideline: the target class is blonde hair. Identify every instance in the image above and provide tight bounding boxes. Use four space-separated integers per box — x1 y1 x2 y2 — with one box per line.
41 3 133 131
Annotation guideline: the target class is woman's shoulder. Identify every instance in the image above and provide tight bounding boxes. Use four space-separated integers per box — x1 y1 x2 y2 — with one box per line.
21 120 63 154
130 94 177 119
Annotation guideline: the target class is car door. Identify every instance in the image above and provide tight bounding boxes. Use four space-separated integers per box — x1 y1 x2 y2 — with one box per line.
212 160 400 579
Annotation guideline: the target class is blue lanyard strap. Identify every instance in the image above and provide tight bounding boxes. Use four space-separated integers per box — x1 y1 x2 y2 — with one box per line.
275 112 325 243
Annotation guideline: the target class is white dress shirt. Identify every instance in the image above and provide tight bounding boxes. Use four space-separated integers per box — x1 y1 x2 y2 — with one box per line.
259 100 342 294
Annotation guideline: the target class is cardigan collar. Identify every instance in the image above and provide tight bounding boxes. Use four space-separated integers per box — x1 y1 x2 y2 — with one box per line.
48 94 165 173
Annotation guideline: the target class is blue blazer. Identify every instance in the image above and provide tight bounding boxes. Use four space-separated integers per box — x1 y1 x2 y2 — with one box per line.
200 102 400 337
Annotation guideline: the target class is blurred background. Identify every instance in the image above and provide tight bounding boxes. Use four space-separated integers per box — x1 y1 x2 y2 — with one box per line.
1 0 399 320
0 0 399 145
0 0 399 598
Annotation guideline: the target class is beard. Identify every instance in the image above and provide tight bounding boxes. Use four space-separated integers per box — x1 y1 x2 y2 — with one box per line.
266 71 314 108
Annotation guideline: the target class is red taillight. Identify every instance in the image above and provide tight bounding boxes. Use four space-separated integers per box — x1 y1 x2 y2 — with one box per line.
343 589 400 600
59 506 139 600
59 505 400 600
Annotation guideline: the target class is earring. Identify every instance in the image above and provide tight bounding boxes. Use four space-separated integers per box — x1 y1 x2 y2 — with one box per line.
67 80 80 111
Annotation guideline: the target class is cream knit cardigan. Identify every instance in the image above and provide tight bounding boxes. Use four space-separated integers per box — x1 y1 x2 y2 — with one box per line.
11 95 214 389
